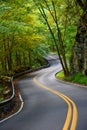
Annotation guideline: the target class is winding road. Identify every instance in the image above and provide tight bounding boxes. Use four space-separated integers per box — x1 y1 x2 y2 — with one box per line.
0 54 87 130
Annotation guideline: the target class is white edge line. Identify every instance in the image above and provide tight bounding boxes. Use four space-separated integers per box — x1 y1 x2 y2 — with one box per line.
0 93 24 124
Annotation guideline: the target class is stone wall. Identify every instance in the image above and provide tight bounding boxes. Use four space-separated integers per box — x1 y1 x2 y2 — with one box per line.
71 12 87 75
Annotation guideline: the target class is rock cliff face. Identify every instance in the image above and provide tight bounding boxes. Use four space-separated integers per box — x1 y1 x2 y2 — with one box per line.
71 12 87 75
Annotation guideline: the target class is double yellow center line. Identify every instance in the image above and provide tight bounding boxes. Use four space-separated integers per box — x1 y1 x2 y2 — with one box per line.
33 75 78 130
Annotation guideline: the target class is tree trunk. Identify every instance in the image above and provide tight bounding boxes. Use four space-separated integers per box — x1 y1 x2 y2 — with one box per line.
23 52 26 66
7 36 12 71
16 52 19 66
28 49 32 67
2 34 7 73
70 12 87 75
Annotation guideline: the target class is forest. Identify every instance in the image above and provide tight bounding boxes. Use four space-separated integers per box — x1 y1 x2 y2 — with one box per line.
0 0 87 82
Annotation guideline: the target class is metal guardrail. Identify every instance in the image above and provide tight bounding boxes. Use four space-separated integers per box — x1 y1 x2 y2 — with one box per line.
0 77 15 119
0 59 50 119
0 77 15 105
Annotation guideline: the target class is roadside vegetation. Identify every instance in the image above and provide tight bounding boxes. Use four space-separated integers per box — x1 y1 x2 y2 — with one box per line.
56 71 87 86
0 76 11 102
0 0 87 96
0 85 4 101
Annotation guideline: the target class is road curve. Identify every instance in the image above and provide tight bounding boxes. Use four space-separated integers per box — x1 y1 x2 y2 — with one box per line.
33 75 78 130
0 54 87 130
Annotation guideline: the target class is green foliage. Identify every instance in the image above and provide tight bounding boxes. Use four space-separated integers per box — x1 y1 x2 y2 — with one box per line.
56 71 64 79
33 0 83 76
0 4 11 14
0 0 49 76
66 73 87 85
0 0 84 77
56 71 87 85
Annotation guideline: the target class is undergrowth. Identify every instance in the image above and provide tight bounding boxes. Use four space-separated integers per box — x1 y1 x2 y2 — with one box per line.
56 71 87 86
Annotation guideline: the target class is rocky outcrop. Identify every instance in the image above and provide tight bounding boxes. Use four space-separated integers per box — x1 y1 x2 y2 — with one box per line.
70 12 87 75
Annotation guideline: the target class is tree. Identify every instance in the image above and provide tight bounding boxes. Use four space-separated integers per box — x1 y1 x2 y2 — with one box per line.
76 0 87 11
0 0 48 75
33 0 79 76
70 0 87 75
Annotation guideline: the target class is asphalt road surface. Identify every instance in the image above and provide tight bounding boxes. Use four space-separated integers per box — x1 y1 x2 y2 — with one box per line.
0 54 87 130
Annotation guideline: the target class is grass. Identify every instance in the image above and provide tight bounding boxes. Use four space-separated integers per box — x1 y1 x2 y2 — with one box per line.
56 71 87 86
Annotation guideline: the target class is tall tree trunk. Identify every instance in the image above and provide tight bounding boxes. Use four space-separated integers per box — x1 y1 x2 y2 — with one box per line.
70 12 87 75
7 36 12 71
28 49 32 67
23 52 26 66
2 34 7 73
16 52 19 66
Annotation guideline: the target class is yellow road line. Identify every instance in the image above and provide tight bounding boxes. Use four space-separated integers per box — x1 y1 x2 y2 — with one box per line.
70 100 78 130
60 93 78 130
33 76 78 130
